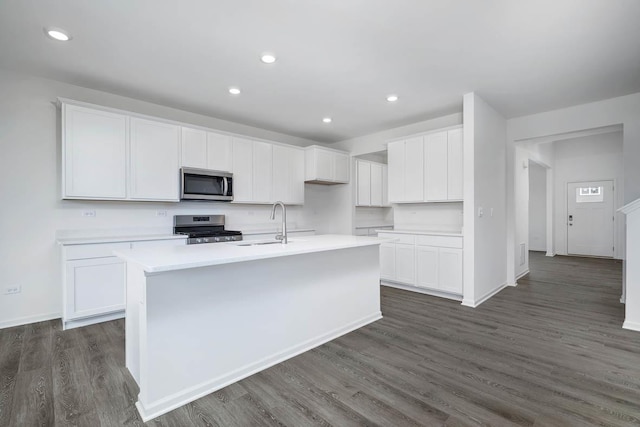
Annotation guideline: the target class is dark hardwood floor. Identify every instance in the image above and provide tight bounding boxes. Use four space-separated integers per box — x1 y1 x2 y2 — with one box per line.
1 252 638 426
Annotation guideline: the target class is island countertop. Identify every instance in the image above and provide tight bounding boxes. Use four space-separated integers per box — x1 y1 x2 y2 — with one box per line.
114 234 388 274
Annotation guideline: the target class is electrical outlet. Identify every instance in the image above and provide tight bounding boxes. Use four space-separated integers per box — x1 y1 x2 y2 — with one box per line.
82 210 96 217
4 285 21 295
478 207 484 218
156 210 167 217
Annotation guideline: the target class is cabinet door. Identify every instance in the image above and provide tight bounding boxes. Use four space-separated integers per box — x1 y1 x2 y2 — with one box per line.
381 165 390 206
370 163 383 206
416 246 439 289
65 257 125 320
207 132 233 172
129 118 180 201
290 148 305 204
334 152 350 183
272 144 303 204
63 104 128 199
315 149 333 181
357 161 371 206
439 248 463 294
252 141 273 203
424 131 448 201
404 137 424 202
180 127 207 169
231 137 254 202
387 141 404 203
447 129 464 200
395 243 416 284
380 243 396 280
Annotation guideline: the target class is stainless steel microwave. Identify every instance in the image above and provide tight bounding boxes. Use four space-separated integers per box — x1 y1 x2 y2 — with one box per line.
180 167 233 201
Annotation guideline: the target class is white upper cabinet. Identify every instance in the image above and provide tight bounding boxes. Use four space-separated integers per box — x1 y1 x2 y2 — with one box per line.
231 137 254 203
387 137 423 203
252 141 273 203
180 127 208 169
60 99 304 204
232 137 282 204
63 104 128 199
424 131 448 201
387 127 463 204
357 161 371 206
355 159 388 207
305 145 350 184
129 117 180 201
273 145 305 205
404 137 424 202
387 141 404 203
382 165 389 207
447 128 464 200
181 128 232 172
207 132 233 172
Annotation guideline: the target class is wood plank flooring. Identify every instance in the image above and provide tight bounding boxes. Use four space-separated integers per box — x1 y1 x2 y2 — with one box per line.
1 252 638 426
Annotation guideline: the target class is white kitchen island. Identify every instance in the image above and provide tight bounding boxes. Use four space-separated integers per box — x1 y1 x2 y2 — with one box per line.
114 234 384 421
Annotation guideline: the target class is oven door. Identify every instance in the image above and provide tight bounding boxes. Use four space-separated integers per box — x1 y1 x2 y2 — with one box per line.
180 168 233 201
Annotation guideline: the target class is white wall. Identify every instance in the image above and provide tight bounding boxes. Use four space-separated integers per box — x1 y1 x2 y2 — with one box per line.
354 207 393 227
462 93 508 307
529 162 547 252
333 113 462 156
0 69 333 328
393 203 463 231
552 131 624 257
505 92 640 331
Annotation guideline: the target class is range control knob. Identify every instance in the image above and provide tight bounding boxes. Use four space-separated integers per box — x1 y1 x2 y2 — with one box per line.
225 236 232 241
196 238 202 244
214 237 221 242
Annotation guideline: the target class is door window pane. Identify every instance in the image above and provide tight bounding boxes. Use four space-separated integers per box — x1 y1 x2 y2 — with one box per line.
576 186 603 203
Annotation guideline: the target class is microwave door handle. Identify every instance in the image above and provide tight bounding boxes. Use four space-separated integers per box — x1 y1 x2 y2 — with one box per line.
223 177 228 196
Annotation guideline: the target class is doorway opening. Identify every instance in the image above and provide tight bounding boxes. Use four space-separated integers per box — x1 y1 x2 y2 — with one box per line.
567 180 615 258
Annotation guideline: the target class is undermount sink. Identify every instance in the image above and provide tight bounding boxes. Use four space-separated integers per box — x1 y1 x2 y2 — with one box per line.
236 241 283 247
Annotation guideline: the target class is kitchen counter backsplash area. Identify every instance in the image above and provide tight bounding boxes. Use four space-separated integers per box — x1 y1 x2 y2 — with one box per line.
393 202 463 234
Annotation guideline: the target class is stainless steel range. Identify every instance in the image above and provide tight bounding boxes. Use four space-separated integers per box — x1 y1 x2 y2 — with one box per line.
173 214 242 244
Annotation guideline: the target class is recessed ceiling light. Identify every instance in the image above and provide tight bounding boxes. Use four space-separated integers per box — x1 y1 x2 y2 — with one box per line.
44 27 71 41
228 87 241 95
322 117 332 124
386 94 399 102
260 53 277 64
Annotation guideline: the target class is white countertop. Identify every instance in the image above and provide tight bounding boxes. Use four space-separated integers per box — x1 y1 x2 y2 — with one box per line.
114 234 389 274
241 227 315 235
376 229 463 237
57 233 187 245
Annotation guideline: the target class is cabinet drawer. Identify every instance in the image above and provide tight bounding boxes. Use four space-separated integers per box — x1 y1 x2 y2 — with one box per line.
378 233 415 245
64 242 131 260
131 239 186 250
416 235 462 249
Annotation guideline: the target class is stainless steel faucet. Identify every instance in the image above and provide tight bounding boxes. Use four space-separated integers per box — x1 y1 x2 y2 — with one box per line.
270 201 288 244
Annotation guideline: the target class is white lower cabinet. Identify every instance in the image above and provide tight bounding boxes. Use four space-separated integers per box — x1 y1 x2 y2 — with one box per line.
65 257 125 320
380 243 396 280
379 232 463 300
61 237 185 329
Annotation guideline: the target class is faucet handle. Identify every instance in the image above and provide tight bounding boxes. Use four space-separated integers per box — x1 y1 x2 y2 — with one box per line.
275 234 284 241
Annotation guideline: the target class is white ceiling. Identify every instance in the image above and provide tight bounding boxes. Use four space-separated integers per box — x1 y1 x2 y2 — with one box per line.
1 0 639 143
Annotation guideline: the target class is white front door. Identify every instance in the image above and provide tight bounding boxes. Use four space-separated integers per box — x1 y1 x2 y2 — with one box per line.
567 180 614 257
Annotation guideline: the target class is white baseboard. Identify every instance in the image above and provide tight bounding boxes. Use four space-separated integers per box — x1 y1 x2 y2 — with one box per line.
135 312 382 422
380 281 462 301
622 320 640 332
0 312 61 330
63 310 125 330
545 252 556 257
461 282 509 308
515 269 530 280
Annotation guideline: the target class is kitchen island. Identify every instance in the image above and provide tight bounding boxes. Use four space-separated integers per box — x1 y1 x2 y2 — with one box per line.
114 234 385 421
